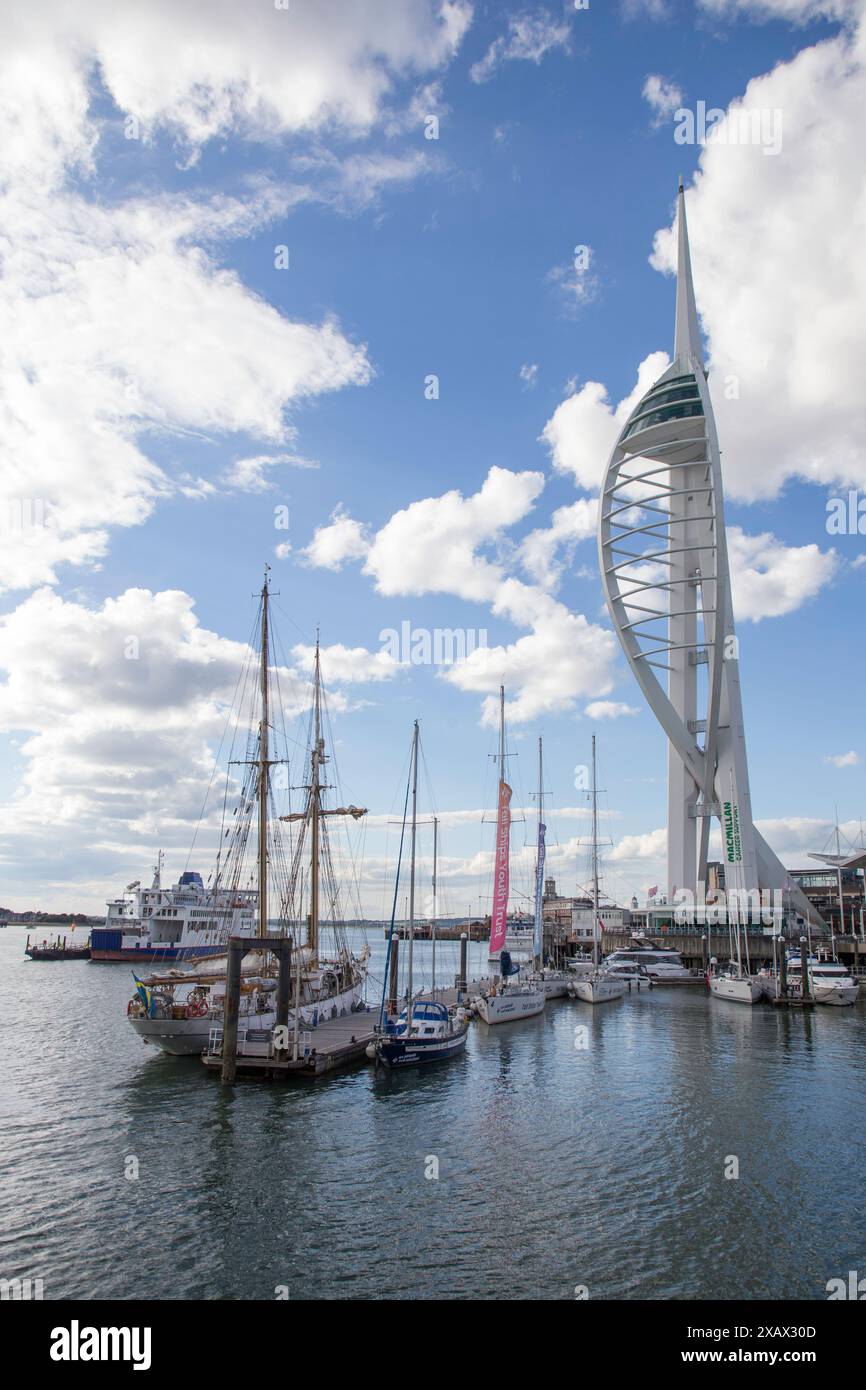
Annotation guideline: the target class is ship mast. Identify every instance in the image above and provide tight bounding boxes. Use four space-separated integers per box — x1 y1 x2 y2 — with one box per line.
591 734 599 968
309 641 323 963
534 736 544 971
406 720 419 1028
257 568 270 940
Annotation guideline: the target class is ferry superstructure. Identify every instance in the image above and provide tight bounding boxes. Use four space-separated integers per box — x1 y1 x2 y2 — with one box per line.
92 858 257 963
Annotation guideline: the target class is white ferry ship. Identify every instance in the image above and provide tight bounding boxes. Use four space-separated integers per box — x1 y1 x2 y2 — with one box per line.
91 856 257 963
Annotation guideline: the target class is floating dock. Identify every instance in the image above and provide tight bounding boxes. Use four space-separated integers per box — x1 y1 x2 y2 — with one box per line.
201 976 495 1082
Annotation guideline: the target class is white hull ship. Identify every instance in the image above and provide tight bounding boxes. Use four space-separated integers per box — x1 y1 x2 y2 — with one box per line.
94 858 256 963
128 951 368 1055
127 572 370 1057
474 689 546 1027
374 722 468 1068
475 982 545 1023
568 973 627 1004
566 736 626 1005
708 969 763 1005
604 944 692 982
759 952 859 1007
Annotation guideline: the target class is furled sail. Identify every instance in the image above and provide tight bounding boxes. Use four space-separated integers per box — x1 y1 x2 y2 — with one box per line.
489 779 512 956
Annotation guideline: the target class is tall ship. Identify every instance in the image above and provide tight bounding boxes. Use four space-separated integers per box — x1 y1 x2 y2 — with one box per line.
126 569 370 1054
91 857 257 963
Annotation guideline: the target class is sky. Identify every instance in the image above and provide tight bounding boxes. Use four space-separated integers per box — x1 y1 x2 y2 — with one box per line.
1 0 864 918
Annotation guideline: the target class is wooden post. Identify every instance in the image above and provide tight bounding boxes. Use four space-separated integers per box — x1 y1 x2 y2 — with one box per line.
275 938 291 1050
221 937 244 1085
387 937 399 1017
799 937 811 1002
779 938 787 999
458 932 468 999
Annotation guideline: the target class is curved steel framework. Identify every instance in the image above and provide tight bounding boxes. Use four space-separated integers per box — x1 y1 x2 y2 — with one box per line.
598 182 819 926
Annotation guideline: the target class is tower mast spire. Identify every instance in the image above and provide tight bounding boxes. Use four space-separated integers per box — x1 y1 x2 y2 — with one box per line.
674 177 703 365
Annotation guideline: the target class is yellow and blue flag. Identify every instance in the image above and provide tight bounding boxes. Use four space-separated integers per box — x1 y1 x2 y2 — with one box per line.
132 973 152 1015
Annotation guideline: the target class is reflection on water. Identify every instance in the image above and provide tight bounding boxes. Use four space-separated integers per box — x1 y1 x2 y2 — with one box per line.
1 931 864 1300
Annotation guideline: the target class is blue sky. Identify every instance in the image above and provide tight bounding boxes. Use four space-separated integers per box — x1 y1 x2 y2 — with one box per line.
0 0 863 914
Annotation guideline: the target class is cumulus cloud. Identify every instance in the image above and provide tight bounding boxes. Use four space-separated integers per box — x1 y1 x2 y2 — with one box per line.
519 499 598 590
299 507 372 571
362 466 545 601
299 468 619 724
649 9 866 500
0 1 474 594
642 73 684 125
584 701 640 720
540 353 669 491
470 11 572 84
728 527 837 620
824 750 859 767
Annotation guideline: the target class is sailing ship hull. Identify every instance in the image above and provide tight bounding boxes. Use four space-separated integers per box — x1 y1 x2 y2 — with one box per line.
475 988 545 1023
376 1024 469 1068
568 976 627 1004
129 977 365 1055
708 975 763 1005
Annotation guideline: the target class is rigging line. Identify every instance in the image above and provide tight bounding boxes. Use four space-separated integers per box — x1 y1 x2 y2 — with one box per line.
182 604 260 877
378 731 414 1030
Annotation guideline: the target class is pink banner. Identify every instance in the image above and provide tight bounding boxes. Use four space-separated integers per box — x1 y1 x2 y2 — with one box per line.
489 779 512 955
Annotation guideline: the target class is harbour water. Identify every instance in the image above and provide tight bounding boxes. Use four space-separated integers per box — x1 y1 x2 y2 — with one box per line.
2 929 864 1301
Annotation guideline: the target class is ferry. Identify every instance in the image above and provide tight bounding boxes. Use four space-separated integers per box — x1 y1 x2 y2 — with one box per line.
92 858 257 963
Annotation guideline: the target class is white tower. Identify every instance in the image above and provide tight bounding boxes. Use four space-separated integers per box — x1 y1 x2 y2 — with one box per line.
597 180 819 926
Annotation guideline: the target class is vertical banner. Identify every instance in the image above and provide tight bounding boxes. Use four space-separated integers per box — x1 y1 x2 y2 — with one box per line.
533 822 547 961
489 780 512 956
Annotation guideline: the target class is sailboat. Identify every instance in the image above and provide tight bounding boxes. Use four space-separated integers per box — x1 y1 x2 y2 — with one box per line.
126 571 370 1054
707 772 763 1005
568 736 626 1005
527 737 570 998
474 688 545 1024
374 721 469 1067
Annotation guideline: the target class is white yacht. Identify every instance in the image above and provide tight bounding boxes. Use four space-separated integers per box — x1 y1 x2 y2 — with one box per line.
604 944 692 982
475 980 545 1023
568 972 627 1004
708 965 763 1005
566 737 627 1006
761 952 859 1007
603 960 651 990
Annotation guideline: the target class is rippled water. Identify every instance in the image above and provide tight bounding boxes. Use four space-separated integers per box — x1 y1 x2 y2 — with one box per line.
1 928 864 1300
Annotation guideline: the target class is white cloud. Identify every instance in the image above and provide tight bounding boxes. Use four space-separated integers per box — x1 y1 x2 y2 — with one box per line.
519 362 539 388
546 247 600 312
642 73 684 125
519 498 598 590
223 453 319 493
824 750 859 767
363 466 545 601
0 1 475 594
470 11 572 84
292 642 401 684
300 507 372 571
540 352 669 491
728 527 837 621
584 701 640 720
299 469 619 724
442 579 618 726
649 10 866 500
